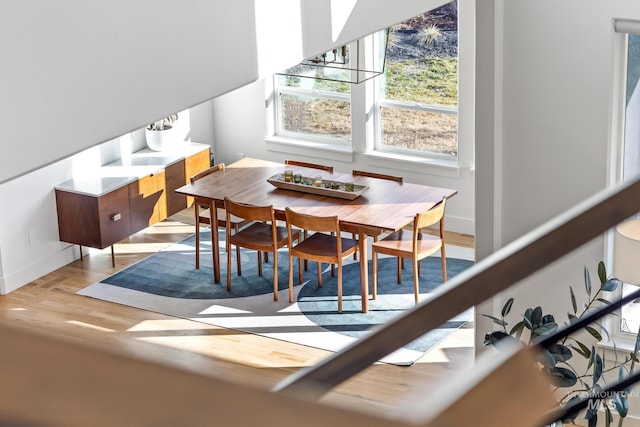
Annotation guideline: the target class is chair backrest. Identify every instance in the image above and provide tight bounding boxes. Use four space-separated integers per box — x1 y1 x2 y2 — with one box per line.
352 169 403 183
191 163 225 184
284 159 334 173
285 207 342 256
284 207 340 234
224 197 275 224
414 197 447 240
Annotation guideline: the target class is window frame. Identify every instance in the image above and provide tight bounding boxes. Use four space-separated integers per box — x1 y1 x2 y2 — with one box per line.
267 0 473 174
605 21 640 351
273 85 352 147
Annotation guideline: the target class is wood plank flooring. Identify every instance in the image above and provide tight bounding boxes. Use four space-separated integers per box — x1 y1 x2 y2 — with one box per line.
0 209 475 419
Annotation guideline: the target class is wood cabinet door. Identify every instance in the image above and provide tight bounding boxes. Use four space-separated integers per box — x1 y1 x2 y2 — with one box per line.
184 149 211 207
97 185 133 247
165 160 187 217
129 173 163 233
55 186 131 249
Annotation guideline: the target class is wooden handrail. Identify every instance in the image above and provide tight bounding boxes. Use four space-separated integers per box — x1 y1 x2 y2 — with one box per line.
274 177 640 399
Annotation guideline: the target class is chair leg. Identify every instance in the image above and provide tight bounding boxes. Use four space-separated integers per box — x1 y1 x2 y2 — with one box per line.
397 257 403 284
372 251 378 300
288 253 295 303
264 252 269 263
441 244 448 282
194 206 201 269
352 233 358 260
298 256 303 284
226 241 232 291
272 250 278 301
303 230 309 270
337 262 343 313
412 257 419 303
316 262 322 287
234 225 241 268
257 251 262 276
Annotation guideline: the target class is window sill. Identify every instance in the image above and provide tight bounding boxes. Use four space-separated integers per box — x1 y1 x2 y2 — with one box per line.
265 137 354 163
363 150 461 178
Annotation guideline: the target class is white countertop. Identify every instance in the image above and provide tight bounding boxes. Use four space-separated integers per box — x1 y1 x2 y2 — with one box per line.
56 142 210 196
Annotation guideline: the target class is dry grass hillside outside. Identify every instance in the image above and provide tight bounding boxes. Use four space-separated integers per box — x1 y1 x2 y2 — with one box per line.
279 1 458 156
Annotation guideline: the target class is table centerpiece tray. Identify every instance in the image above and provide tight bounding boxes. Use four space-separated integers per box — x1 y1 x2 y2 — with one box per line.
267 173 367 200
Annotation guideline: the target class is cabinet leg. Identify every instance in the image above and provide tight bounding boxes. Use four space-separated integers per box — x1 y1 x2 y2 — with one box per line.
79 245 84 260
111 245 115 268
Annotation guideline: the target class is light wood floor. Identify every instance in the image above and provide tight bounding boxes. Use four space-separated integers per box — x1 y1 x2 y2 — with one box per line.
0 209 475 419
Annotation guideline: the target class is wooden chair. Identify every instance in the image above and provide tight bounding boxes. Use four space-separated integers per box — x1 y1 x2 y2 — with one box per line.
283 159 335 270
191 164 251 269
371 197 447 304
224 197 300 301
284 159 334 173
285 207 359 313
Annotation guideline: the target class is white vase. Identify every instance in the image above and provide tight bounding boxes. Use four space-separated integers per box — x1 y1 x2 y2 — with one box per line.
145 126 180 152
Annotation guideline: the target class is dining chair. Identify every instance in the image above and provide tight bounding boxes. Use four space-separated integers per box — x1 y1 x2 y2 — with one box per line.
284 159 334 173
224 197 301 301
285 207 359 313
283 159 335 270
371 197 447 304
190 164 251 269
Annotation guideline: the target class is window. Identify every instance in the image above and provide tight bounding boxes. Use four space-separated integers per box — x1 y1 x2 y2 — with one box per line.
270 1 463 165
375 2 459 160
618 33 640 338
274 67 351 144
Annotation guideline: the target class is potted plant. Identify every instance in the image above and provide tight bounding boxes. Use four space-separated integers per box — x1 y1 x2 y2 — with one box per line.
484 261 639 426
145 113 179 151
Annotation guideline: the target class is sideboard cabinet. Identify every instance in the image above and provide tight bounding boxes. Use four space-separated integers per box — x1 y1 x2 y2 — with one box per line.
55 143 210 265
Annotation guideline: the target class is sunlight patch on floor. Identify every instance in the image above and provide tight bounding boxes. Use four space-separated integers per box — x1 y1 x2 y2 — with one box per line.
126 318 217 332
66 320 115 332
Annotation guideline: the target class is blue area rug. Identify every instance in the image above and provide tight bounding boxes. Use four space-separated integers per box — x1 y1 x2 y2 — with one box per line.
78 230 474 365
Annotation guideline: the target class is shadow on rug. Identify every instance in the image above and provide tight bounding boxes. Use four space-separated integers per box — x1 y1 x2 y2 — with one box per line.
78 230 474 365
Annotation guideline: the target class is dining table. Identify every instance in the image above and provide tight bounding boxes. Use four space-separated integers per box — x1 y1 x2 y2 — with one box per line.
175 157 457 313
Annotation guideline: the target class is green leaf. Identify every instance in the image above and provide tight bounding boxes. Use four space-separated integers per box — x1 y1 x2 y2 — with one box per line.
530 306 542 327
541 314 555 325
569 340 591 358
602 278 619 292
548 366 577 387
596 298 612 305
598 260 607 284
533 322 558 337
523 308 533 330
483 331 518 349
538 348 556 369
570 286 577 314
593 353 603 384
585 325 603 341
585 265 592 296
614 393 629 417
605 406 612 427
619 365 627 381
481 314 507 327
567 313 579 324
547 343 573 362
501 297 514 317
509 321 525 339
594 321 610 342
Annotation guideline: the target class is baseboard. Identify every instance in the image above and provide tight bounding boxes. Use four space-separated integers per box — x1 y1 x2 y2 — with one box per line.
0 245 77 294
445 214 474 236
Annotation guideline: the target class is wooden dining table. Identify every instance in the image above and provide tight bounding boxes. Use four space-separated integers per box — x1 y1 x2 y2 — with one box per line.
175 157 457 313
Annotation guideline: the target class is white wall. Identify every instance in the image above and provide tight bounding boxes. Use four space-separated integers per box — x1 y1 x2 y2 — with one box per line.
0 0 453 293
476 1 640 424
